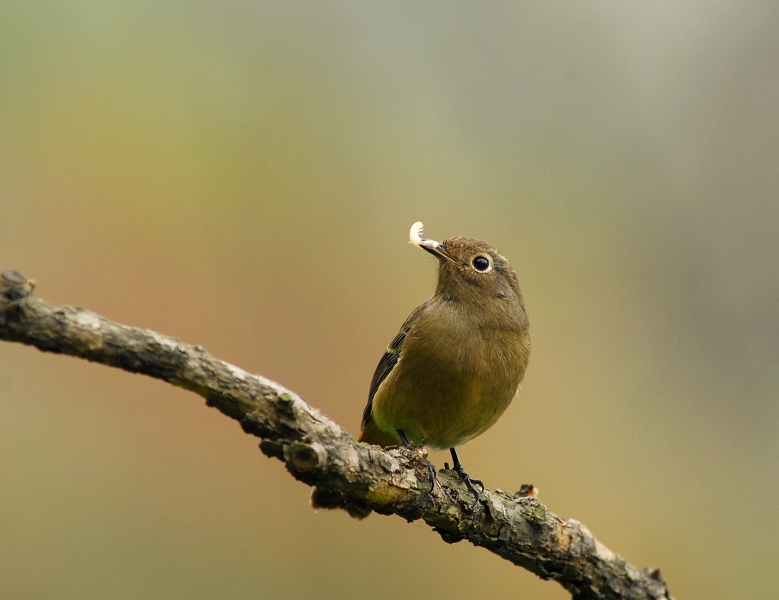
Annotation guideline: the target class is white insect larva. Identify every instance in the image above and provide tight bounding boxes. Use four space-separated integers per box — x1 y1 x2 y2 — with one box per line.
409 221 440 252
409 221 425 246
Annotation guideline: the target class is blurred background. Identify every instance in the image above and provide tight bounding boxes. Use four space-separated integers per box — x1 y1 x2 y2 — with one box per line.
1 2 778 598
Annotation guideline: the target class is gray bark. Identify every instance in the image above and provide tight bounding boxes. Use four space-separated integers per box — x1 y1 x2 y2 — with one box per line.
0 269 673 600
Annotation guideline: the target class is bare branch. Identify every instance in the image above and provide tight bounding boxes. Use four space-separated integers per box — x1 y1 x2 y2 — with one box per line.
0 269 673 600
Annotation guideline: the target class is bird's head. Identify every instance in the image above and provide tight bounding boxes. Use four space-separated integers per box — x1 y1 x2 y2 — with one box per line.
409 222 527 327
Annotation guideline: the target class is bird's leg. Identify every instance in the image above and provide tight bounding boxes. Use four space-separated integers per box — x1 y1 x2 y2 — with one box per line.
449 448 484 504
396 429 412 447
396 429 439 492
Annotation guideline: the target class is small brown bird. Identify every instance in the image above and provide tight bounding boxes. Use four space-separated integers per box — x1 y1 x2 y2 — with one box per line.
358 222 530 498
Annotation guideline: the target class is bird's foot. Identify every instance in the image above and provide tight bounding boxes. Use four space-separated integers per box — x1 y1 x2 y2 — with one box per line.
414 442 441 492
452 463 484 506
396 431 440 492
447 448 484 506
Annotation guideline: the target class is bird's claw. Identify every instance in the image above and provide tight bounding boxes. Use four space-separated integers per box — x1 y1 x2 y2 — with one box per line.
453 464 484 506
396 432 441 492
423 458 441 492
414 442 441 492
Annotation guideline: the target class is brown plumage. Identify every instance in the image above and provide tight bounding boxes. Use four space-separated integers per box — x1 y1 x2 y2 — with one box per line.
358 223 530 495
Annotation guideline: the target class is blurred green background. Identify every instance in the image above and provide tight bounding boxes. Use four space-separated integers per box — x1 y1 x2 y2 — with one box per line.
1 2 778 599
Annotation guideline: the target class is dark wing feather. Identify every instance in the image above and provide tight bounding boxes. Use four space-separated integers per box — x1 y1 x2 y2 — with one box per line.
360 302 427 429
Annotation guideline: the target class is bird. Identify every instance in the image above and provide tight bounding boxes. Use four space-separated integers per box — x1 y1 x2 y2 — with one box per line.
357 222 530 500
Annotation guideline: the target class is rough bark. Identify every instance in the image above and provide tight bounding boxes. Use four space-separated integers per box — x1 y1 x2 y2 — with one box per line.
0 269 673 600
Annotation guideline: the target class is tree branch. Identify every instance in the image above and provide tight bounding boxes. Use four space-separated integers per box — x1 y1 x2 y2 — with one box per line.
0 269 673 600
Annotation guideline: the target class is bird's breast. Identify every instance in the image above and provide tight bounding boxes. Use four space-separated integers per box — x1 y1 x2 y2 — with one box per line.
371 302 529 449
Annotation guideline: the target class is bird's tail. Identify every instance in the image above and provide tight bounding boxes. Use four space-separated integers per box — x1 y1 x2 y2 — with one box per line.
357 419 401 447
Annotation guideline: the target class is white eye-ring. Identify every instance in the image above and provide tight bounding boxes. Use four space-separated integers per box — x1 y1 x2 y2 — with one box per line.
471 255 492 273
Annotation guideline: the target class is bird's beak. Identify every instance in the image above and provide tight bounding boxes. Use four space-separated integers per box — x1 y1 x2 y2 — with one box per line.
421 241 454 262
409 222 455 262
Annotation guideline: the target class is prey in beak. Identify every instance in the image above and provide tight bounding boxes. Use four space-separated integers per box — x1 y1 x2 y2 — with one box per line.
409 222 455 262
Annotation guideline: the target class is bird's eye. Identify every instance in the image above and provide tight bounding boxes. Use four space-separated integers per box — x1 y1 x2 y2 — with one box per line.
472 256 491 272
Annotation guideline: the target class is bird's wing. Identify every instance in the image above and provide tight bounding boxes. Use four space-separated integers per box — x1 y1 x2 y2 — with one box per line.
360 302 428 430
